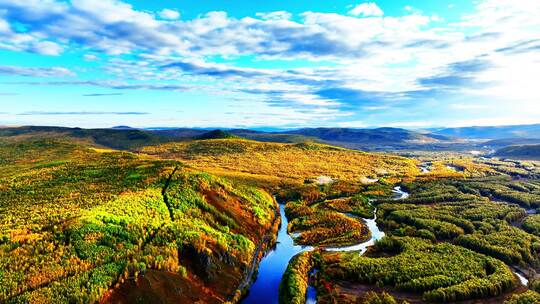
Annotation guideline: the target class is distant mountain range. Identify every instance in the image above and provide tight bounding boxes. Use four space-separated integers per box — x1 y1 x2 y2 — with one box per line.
1 123 539 153
284 127 451 143
0 125 455 151
433 124 540 140
150 127 457 151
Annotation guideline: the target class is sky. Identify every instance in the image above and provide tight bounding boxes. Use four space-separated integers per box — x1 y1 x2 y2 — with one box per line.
0 0 539 129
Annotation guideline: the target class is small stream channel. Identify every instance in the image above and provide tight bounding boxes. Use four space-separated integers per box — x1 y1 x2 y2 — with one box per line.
419 163 431 173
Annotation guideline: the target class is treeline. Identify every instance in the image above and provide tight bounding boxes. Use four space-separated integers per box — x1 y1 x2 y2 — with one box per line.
466 179 540 209
285 200 371 247
278 252 314 304
323 194 374 218
504 290 540 304
363 292 409 304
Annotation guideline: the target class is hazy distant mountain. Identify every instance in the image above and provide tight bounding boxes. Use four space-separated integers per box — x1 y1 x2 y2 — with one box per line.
284 127 451 144
0 126 171 150
484 138 540 148
434 124 540 139
148 128 208 138
495 144 540 160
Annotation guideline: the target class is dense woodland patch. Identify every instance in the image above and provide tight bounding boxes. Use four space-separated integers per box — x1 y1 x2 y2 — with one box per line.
319 237 516 302
0 140 276 303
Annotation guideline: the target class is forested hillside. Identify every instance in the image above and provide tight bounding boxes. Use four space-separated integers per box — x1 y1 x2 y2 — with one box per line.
0 140 277 303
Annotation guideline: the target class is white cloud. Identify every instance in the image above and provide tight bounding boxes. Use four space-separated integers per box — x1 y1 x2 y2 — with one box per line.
30 41 63 56
280 92 339 107
255 11 292 21
0 0 539 127
337 120 368 128
348 3 384 17
381 121 434 128
159 9 180 20
0 17 10 33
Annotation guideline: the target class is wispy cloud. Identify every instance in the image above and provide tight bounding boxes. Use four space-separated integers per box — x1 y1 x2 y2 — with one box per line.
161 60 266 78
449 103 489 110
0 65 74 77
82 93 124 97
17 111 149 116
2 80 195 91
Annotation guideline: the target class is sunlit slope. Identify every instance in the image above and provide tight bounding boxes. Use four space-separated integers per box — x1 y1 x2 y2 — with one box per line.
0 140 277 303
140 139 419 186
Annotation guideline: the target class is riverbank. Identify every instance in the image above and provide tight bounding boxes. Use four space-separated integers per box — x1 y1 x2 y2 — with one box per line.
242 204 314 303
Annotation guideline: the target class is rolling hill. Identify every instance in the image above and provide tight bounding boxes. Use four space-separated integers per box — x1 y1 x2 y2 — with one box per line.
495 144 540 160
139 138 420 194
194 129 240 140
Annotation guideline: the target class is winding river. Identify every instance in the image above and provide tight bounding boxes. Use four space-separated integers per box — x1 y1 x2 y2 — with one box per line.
242 186 410 303
242 205 313 304
324 208 385 254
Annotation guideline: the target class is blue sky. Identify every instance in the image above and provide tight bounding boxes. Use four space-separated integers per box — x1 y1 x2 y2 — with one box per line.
0 0 539 128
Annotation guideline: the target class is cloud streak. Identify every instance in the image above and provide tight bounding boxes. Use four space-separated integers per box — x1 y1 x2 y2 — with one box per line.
0 65 75 77
82 93 124 97
17 111 149 116
2 80 195 91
